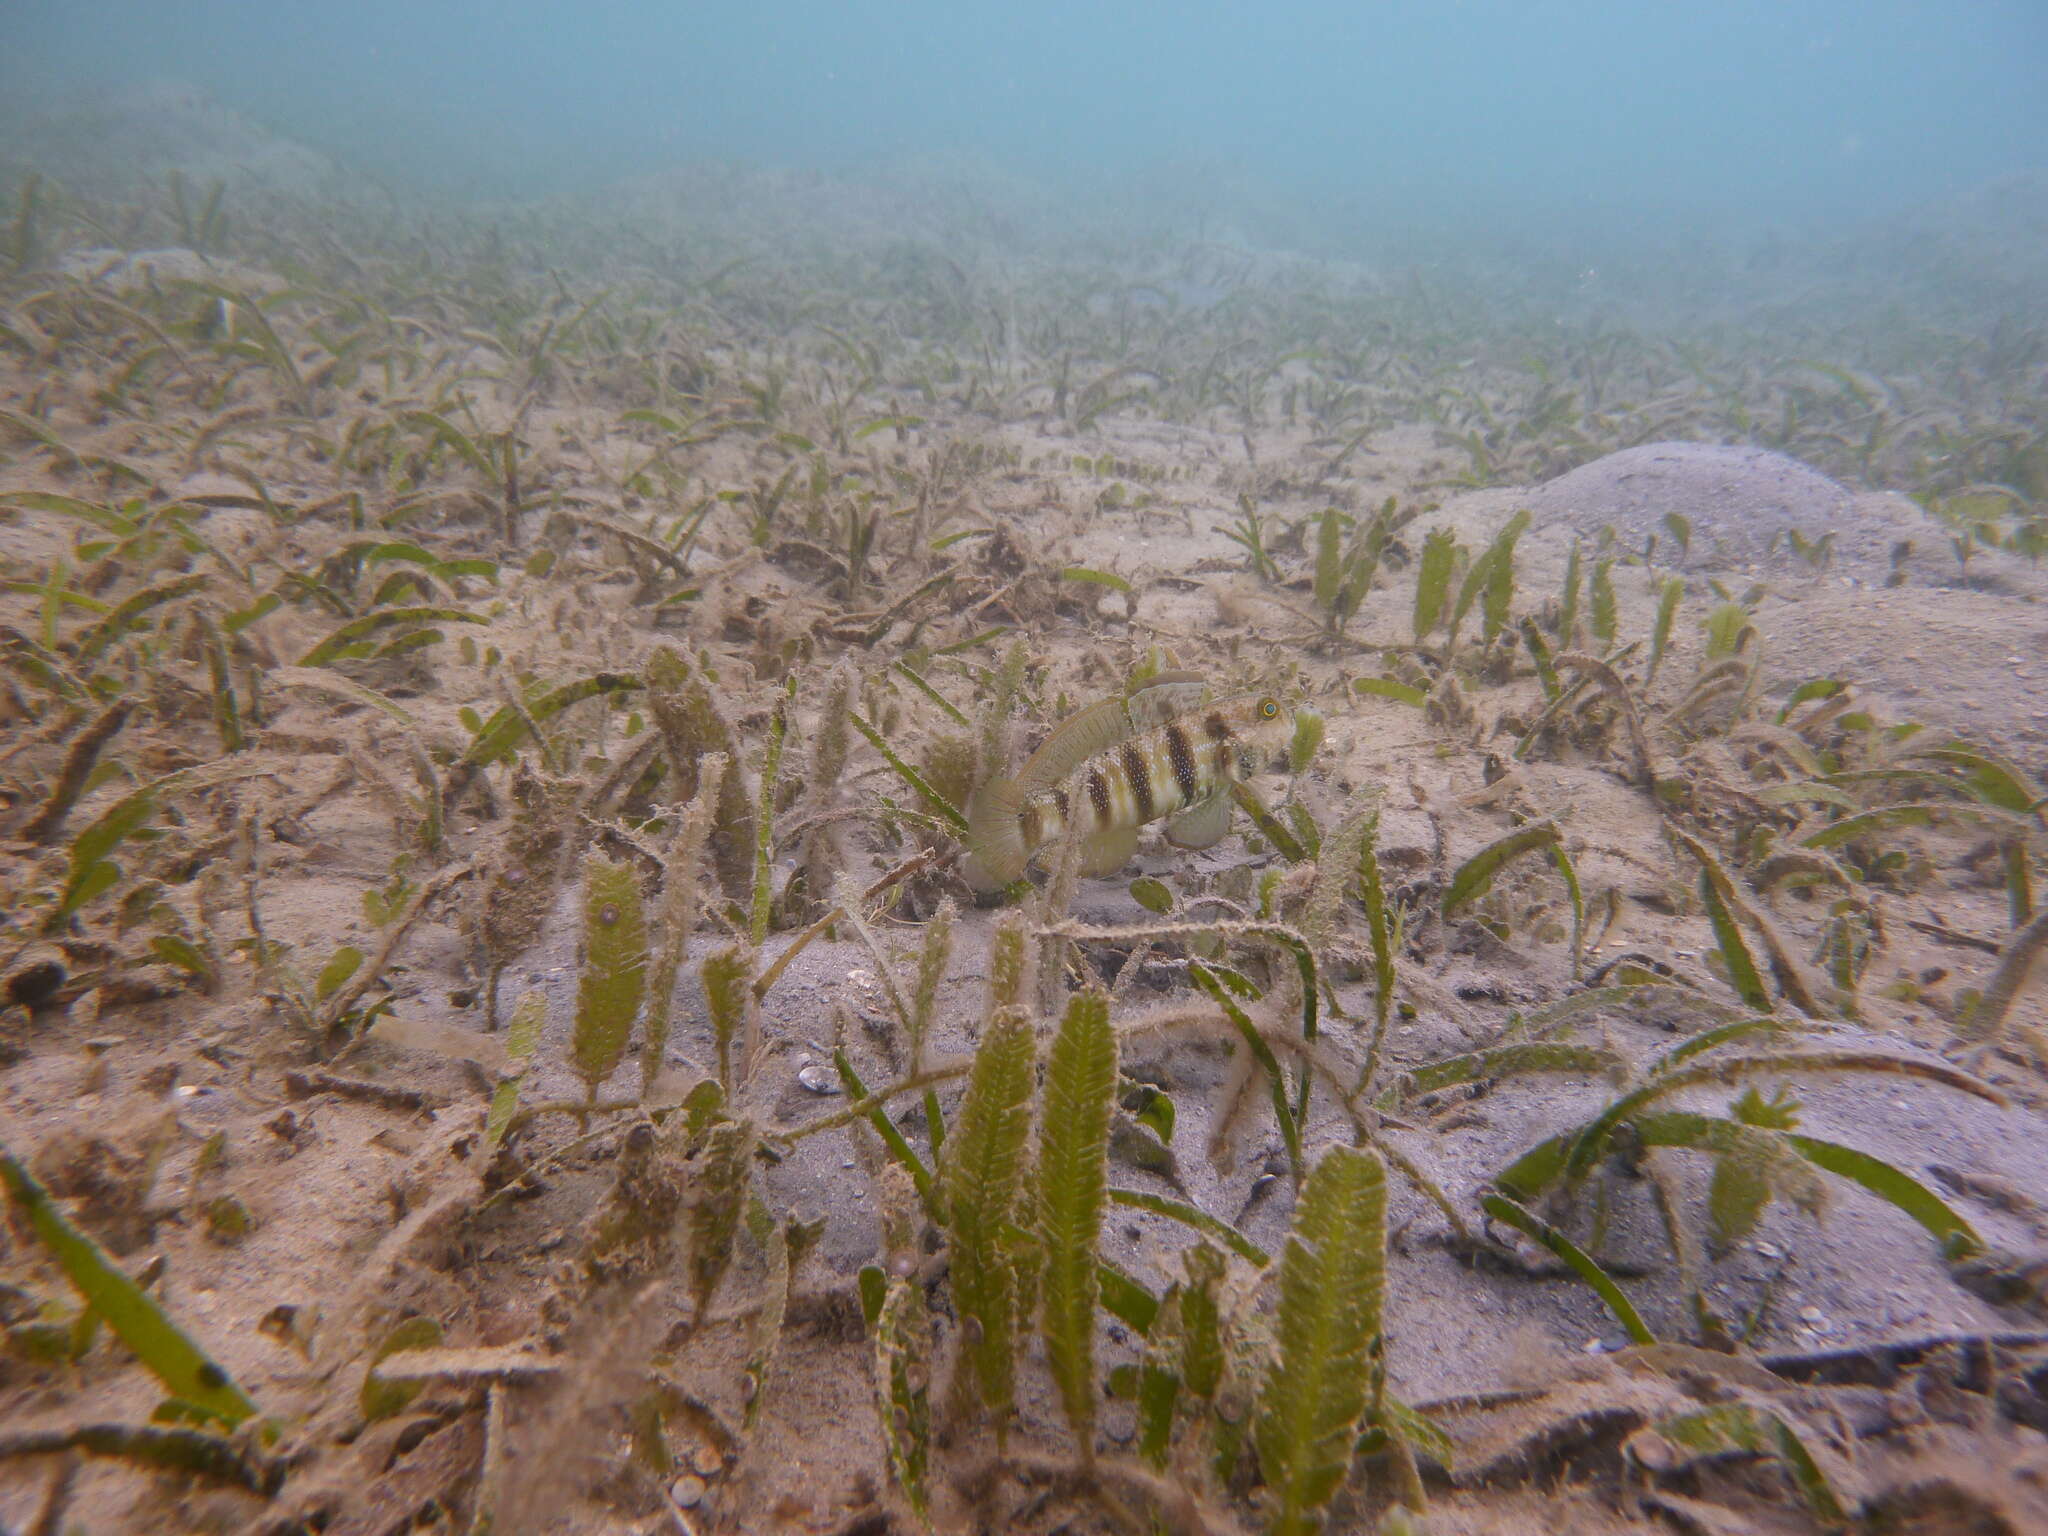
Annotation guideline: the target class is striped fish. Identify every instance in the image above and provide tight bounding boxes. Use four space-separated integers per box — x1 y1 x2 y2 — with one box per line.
968 681 1297 886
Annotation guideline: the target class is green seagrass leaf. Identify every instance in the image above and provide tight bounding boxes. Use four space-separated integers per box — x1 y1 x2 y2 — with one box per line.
939 1006 1036 1424
1254 1145 1388 1536
1037 988 1117 1449
0 1147 258 1428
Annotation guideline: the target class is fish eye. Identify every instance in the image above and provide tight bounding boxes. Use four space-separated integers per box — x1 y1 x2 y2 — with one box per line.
1259 697 1279 719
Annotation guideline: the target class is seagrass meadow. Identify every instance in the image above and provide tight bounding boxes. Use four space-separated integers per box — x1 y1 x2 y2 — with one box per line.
3 92 2048 1536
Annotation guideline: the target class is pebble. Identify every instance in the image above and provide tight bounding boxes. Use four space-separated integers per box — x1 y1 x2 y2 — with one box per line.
796 1063 838 1095
1799 1305 1828 1329
669 1474 706 1508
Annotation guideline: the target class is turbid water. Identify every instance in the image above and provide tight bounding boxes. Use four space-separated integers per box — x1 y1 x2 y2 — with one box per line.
1 10 2046 1533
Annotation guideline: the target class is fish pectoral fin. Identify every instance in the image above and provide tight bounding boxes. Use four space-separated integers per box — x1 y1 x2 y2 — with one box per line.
1079 822 1140 877
1165 791 1233 851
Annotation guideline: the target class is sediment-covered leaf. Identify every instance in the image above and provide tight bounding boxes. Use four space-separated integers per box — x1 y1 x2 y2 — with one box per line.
461 671 643 771
1107 1187 1269 1268
872 1274 932 1520
686 1121 752 1322
484 991 545 1150
1412 527 1456 643
297 604 486 667
744 1206 790 1429
1675 829 1775 1012
362 1315 443 1421
1443 821 1561 917
572 855 648 1097
1180 1241 1226 1401
50 758 275 929
1386 1042 1622 1104
1637 1402 1850 1526
700 943 757 1094
1482 1192 1655 1346
1189 960 1300 1178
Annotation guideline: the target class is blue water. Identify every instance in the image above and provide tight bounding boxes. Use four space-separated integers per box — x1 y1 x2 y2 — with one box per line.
7 0 2045 239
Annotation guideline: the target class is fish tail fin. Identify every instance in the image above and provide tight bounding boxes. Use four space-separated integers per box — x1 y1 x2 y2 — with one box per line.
966 775 1031 890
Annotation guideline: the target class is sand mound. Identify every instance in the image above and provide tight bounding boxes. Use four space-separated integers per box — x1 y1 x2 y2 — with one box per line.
1756 586 2048 761
0 79 358 203
1524 440 1937 577
55 246 285 294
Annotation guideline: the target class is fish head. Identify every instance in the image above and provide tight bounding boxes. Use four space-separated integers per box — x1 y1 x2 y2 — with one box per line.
1220 692 1299 777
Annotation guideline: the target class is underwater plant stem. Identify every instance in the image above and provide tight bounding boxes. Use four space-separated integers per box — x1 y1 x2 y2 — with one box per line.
775 1063 971 1144
749 691 789 945
1963 906 2048 1040
751 848 946 1001
327 864 474 1042
21 700 131 845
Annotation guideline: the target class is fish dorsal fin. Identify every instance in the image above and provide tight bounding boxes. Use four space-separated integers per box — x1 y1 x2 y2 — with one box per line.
1014 674 1208 794
1126 671 1208 731
1165 789 1234 851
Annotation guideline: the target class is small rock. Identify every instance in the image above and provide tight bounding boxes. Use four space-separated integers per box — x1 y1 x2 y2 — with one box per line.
797 1063 839 1095
669 1474 706 1508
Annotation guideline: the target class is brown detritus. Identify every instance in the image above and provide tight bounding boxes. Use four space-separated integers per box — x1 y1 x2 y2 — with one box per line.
27 1116 172 1254
0 1423 285 1496
473 763 577 1030
646 643 757 901
283 1069 437 1113
18 699 131 845
4 944 67 1009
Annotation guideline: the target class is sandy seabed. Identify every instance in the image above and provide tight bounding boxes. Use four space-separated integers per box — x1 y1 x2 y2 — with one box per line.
2 91 2047 1535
